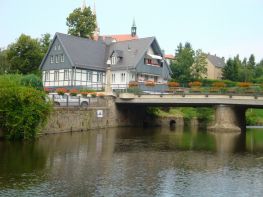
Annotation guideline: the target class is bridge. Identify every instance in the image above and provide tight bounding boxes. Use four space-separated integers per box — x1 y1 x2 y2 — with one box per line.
115 92 263 132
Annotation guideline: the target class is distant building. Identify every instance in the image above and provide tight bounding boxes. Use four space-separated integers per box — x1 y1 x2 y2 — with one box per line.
205 54 225 80
164 54 175 65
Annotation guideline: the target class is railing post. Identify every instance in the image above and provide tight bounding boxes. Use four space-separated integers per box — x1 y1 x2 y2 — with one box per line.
78 96 80 106
67 94 69 107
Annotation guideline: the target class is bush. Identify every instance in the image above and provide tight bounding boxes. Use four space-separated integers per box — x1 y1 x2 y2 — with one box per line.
20 74 43 90
69 88 78 96
167 82 180 87
56 88 67 95
0 75 51 140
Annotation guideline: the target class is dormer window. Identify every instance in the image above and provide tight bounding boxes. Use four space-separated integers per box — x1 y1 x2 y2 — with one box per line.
111 56 117 65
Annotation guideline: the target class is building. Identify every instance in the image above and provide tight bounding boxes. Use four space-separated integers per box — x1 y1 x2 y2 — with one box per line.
39 29 171 90
205 54 225 79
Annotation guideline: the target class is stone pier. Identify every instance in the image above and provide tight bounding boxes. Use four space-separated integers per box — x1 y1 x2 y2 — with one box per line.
208 105 246 132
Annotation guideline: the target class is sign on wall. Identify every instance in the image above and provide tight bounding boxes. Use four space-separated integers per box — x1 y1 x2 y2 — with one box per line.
97 110 103 118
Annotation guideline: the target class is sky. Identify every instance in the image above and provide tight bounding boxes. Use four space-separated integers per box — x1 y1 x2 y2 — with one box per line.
0 0 263 62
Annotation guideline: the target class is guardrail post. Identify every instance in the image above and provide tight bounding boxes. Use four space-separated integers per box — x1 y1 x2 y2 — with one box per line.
67 95 69 107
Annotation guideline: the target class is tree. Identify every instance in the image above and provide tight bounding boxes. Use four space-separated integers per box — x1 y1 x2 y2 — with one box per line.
191 49 208 80
6 34 43 74
170 42 195 83
66 7 96 38
222 55 240 81
40 33 52 54
247 54 256 69
0 49 11 74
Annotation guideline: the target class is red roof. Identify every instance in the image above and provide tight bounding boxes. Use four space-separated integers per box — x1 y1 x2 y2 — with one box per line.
165 54 175 59
94 34 138 42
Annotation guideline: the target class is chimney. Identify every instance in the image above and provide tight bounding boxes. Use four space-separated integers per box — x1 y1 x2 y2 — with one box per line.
104 36 113 46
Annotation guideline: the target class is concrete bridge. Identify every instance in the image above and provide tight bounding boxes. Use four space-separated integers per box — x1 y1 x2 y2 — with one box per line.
115 93 263 132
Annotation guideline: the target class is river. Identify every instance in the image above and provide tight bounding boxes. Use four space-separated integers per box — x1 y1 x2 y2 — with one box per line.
0 127 263 197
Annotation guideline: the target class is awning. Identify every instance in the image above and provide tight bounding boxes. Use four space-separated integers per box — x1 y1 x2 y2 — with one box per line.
146 53 162 60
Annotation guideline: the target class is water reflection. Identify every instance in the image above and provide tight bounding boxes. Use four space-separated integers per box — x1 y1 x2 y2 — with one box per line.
0 127 263 196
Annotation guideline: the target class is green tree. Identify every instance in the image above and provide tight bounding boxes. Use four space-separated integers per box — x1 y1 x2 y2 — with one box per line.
6 34 43 74
40 33 52 54
247 54 256 69
0 49 11 74
222 55 240 81
66 7 96 38
170 42 195 83
191 49 208 80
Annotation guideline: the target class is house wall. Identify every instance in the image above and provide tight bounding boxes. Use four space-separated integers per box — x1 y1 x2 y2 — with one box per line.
206 59 223 79
43 69 105 89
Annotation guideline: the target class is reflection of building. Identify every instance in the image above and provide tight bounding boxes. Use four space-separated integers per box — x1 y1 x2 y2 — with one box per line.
205 54 225 80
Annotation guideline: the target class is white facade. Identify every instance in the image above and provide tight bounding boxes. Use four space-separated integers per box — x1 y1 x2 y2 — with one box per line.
43 69 105 90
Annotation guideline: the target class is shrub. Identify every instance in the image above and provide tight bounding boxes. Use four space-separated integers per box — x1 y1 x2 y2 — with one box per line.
128 81 138 88
20 74 43 90
189 81 202 87
0 75 51 140
238 82 252 88
212 82 226 88
69 88 78 96
56 88 67 95
144 80 155 86
167 82 180 87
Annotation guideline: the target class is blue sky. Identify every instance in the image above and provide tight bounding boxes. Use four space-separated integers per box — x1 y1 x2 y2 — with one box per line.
1 0 262 61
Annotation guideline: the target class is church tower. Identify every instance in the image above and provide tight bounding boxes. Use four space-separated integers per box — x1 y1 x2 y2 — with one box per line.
93 0 100 37
131 18 137 37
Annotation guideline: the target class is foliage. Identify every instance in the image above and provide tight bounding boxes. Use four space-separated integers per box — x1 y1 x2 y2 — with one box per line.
189 81 202 87
6 34 43 74
144 80 155 86
56 88 67 95
20 74 43 90
167 82 180 87
191 49 208 80
0 49 11 74
237 82 252 88
0 75 51 140
196 108 214 124
246 109 263 125
128 81 138 88
69 88 79 96
39 33 52 54
222 56 240 81
66 7 96 38
170 42 195 83
212 81 226 88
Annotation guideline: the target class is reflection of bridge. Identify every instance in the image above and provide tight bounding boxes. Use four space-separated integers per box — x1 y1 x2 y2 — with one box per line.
115 93 263 132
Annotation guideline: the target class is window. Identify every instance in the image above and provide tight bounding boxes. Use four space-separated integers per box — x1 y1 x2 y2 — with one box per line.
55 55 59 63
61 54 64 62
50 56 54 63
97 72 102 82
154 76 158 82
87 71 92 82
64 70 69 80
121 73 126 82
54 71 59 81
58 45 61 50
54 45 57 50
111 56 117 65
45 71 50 81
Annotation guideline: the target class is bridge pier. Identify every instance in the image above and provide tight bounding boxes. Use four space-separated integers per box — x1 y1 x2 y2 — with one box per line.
209 105 246 132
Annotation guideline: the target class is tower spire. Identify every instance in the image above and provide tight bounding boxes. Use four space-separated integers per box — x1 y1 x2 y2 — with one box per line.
93 0 100 37
81 0 86 11
131 18 137 37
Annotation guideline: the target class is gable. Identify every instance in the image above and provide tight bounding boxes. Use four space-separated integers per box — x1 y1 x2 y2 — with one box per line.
40 36 72 71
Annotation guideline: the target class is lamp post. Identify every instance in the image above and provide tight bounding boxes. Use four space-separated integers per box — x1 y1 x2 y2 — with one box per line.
105 59 112 95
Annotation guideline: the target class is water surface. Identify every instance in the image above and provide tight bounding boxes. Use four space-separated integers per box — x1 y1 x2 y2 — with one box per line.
0 127 263 197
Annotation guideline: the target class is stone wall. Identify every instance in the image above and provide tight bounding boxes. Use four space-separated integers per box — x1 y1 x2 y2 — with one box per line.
42 96 147 134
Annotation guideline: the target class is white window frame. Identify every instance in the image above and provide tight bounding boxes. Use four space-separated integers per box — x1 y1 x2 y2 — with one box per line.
54 70 59 81
55 55 59 63
50 56 54 64
61 54 64 62
58 45 61 50
112 73 115 83
97 72 102 82
45 71 50 81
87 71 92 82
64 70 69 80
54 45 57 50
111 56 117 65
121 73 126 82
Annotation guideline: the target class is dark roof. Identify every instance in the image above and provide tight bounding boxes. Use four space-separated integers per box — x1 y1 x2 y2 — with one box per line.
207 54 225 68
57 33 107 71
108 37 155 70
